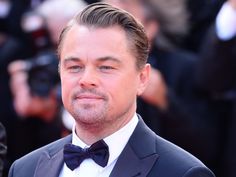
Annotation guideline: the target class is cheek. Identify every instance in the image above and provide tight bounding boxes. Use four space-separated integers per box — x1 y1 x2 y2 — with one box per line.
61 82 69 105
60 75 74 100
108 75 139 99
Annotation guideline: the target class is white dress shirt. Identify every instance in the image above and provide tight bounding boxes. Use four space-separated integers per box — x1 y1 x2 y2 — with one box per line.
216 2 236 40
59 113 138 177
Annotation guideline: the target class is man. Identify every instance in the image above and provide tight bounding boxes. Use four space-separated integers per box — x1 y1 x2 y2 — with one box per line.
8 2 215 177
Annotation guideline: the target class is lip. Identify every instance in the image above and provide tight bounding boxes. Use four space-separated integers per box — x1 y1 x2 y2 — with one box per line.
75 94 103 100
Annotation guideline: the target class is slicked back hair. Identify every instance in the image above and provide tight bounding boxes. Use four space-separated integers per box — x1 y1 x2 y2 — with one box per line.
58 2 149 70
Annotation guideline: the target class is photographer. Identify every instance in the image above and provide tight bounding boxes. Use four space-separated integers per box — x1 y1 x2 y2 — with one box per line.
7 8 61 120
8 53 60 122
3 9 63 177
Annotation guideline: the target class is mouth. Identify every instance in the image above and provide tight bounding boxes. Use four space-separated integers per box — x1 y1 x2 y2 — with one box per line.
75 94 104 101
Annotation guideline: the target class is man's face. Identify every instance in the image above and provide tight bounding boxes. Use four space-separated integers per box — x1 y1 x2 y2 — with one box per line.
59 25 149 128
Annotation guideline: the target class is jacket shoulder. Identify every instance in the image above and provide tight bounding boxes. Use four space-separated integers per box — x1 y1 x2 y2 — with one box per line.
8 135 71 177
151 135 215 176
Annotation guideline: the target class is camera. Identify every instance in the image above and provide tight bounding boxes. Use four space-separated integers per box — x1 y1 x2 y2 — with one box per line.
21 11 60 97
24 52 60 97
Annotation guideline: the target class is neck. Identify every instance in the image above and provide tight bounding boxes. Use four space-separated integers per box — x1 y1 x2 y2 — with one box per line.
74 112 135 145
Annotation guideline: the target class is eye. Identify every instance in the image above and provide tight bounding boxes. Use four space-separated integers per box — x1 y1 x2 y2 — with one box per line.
99 65 115 70
67 65 83 73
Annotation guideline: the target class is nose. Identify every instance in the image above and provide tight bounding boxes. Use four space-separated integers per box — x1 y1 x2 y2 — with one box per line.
78 67 98 88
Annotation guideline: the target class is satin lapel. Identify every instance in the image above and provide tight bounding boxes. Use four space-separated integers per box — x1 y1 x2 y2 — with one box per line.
109 144 158 177
110 117 159 177
34 149 64 177
34 135 72 177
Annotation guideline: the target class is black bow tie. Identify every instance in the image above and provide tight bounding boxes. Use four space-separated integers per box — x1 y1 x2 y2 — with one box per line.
64 140 109 171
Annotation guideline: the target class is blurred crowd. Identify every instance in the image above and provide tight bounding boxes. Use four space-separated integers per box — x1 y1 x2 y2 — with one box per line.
0 0 235 177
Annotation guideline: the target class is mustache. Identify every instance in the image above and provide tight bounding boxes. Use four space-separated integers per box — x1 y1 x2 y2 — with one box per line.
73 89 108 99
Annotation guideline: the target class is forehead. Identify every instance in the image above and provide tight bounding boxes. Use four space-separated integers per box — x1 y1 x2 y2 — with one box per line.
62 24 128 47
60 24 135 62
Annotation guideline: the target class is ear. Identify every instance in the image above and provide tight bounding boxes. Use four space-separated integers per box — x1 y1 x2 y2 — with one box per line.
137 64 150 96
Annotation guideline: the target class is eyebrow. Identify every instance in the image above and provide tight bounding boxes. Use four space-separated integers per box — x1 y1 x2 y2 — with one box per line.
63 57 80 63
96 56 122 64
62 56 122 64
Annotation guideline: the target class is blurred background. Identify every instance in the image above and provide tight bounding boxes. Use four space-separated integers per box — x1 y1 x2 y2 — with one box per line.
0 0 235 177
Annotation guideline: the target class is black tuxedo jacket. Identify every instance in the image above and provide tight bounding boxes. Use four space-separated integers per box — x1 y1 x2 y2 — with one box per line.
8 118 215 177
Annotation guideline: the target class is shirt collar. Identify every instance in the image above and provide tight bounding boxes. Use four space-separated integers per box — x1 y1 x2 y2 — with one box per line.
72 113 139 165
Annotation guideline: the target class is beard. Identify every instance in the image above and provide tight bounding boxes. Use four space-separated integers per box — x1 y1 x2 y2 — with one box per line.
64 88 136 131
68 88 110 126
